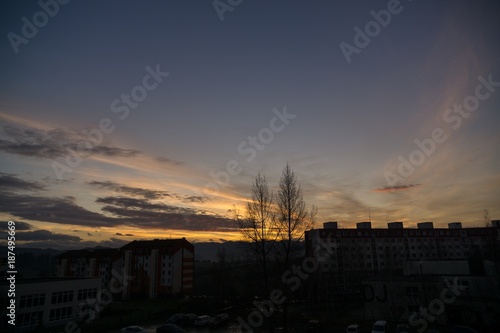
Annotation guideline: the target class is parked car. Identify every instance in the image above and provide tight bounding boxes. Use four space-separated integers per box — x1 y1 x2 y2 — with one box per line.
166 313 186 325
121 326 146 333
194 315 212 326
182 313 197 325
396 324 410 333
425 329 441 333
156 324 185 333
371 320 387 333
347 324 360 333
449 326 479 333
306 320 322 333
209 313 229 328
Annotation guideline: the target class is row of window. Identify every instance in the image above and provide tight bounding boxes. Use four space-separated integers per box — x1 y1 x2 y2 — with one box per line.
321 229 465 237
345 251 468 261
77 288 97 301
19 288 97 309
49 306 72 322
18 311 43 327
52 291 74 304
329 245 469 254
20 293 45 309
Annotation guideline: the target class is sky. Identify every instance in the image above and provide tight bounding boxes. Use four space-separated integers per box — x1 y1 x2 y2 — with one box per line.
1 0 499 249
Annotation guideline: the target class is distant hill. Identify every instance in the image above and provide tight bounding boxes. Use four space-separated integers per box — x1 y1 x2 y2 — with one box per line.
193 241 248 262
14 247 63 256
0 247 63 278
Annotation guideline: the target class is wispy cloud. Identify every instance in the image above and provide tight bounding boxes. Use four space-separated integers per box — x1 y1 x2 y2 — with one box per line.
0 191 117 227
156 156 183 165
88 180 171 199
0 174 236 232
0 123 140 159
17 229 82 242
88 180 209 203
0 173 47 191
374 184 421 193
115 232 135 236
96 195 237 231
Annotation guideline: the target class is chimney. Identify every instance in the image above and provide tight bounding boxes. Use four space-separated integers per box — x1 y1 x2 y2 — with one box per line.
356 222 372 229
323 222 338 229
388 221 404 229
417 222 434 229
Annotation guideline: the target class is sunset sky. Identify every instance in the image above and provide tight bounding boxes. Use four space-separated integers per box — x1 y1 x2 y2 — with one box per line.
1 0 499 249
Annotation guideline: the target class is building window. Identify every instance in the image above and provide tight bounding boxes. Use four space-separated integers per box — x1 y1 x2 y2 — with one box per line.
19 311 43 327
406 286 419 297
51 291 74 304
457 280 469 290
49 306 72 322
77 288 97 301
20 293 45 308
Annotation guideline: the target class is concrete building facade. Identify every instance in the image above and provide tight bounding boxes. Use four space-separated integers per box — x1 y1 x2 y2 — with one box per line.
0 277 100 332
55 248 119 290
362 261 500 329
116 238 194 299
305 221 500 297
55 238 194 300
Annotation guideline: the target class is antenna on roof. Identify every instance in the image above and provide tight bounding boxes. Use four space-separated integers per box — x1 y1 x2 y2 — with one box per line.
368 209 371 222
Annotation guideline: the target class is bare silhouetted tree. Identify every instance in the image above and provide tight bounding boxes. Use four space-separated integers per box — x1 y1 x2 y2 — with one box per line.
276 163 316 268
484 209 491 227
236 173 279 296
275 163 316 333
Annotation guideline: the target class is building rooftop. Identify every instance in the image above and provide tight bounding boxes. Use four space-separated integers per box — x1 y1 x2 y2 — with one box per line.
56 247 120 259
